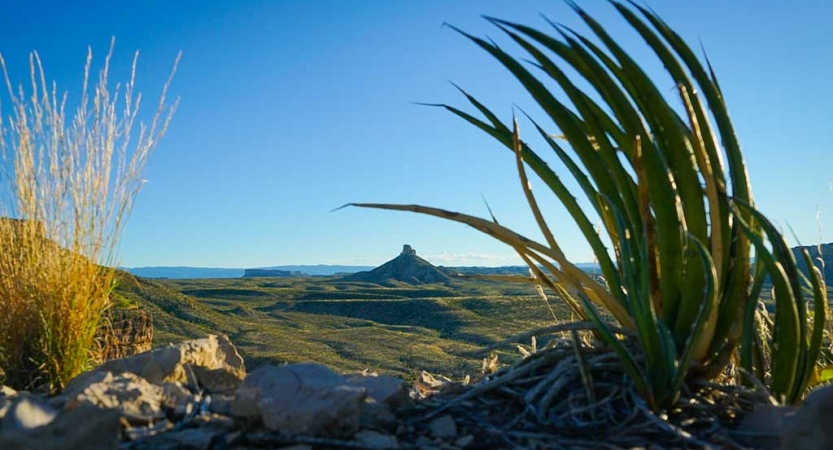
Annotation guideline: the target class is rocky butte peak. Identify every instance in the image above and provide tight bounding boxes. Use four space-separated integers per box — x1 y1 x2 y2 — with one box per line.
343 244 453 286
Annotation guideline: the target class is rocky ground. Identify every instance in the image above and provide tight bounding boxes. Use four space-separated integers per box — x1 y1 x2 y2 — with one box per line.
0 335 829 449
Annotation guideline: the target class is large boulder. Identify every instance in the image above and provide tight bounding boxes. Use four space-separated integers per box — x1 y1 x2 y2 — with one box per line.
64 335 245 396
232 363 367 437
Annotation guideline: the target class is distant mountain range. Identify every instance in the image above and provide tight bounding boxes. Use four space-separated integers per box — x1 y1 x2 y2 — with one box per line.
243 269 307 278
124 264 375 279
124 262 603 280
443 262 601 276
124 240 831 284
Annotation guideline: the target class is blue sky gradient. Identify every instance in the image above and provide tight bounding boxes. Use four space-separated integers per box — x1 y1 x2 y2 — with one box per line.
1 1 831 267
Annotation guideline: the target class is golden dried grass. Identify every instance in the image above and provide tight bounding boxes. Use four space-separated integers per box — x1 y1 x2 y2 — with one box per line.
0 39 178 391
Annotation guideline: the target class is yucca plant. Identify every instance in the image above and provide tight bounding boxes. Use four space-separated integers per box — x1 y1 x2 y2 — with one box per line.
0 41 178 391
352 1 828 410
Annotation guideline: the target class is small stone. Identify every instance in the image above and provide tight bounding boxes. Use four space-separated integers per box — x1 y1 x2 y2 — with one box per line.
124 419 174 441
355 430 399 449
359 402 398 430
191 365 244 395
162 381 192 400
0 388 19 421
161 382 196 418
1 395 59 431
412 371 456 399
164 428 219 450
428 415 457 439
207 394 234 416
191 413 236 429
455 435 474 448
346 372 407 407
414 436 435 448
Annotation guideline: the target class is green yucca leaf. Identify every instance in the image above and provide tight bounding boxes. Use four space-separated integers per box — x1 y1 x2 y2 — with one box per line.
740 259 768 379
799 248 828 395
448 26 632 229
430 98 627 310
740 205 821 404
510 116 557 250
733 201 800 403
570 275 652 407
670 234 717 402
492 21 641 230
627 1 744 197
560 25 688 330
627 1 755 357
613 6 731 347
354 0 828 411
606 191 669 403
573 4 715 348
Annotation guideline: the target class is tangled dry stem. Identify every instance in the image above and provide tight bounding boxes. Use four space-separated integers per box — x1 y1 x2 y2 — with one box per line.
399 328 767 450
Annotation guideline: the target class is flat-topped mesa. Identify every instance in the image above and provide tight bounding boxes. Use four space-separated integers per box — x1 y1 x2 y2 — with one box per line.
243 269 306 278
401 245 416 256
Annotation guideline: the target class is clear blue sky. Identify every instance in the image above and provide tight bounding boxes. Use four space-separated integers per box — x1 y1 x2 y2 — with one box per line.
0 1 831 268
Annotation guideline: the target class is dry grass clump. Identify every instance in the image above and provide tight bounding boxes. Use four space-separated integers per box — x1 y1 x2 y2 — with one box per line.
0 40 178 391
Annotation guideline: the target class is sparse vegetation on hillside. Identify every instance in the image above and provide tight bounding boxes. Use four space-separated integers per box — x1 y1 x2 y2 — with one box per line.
115 274 565 379
0 42 178 391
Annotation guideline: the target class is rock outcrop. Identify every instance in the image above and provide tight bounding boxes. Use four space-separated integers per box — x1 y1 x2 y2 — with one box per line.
343 245 453 285
1 332 802 449
96 308 153 361
0 335 408 450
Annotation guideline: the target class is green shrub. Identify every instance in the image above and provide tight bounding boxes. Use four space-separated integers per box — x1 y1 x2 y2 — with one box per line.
0 42 178 392
353 2 828 409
